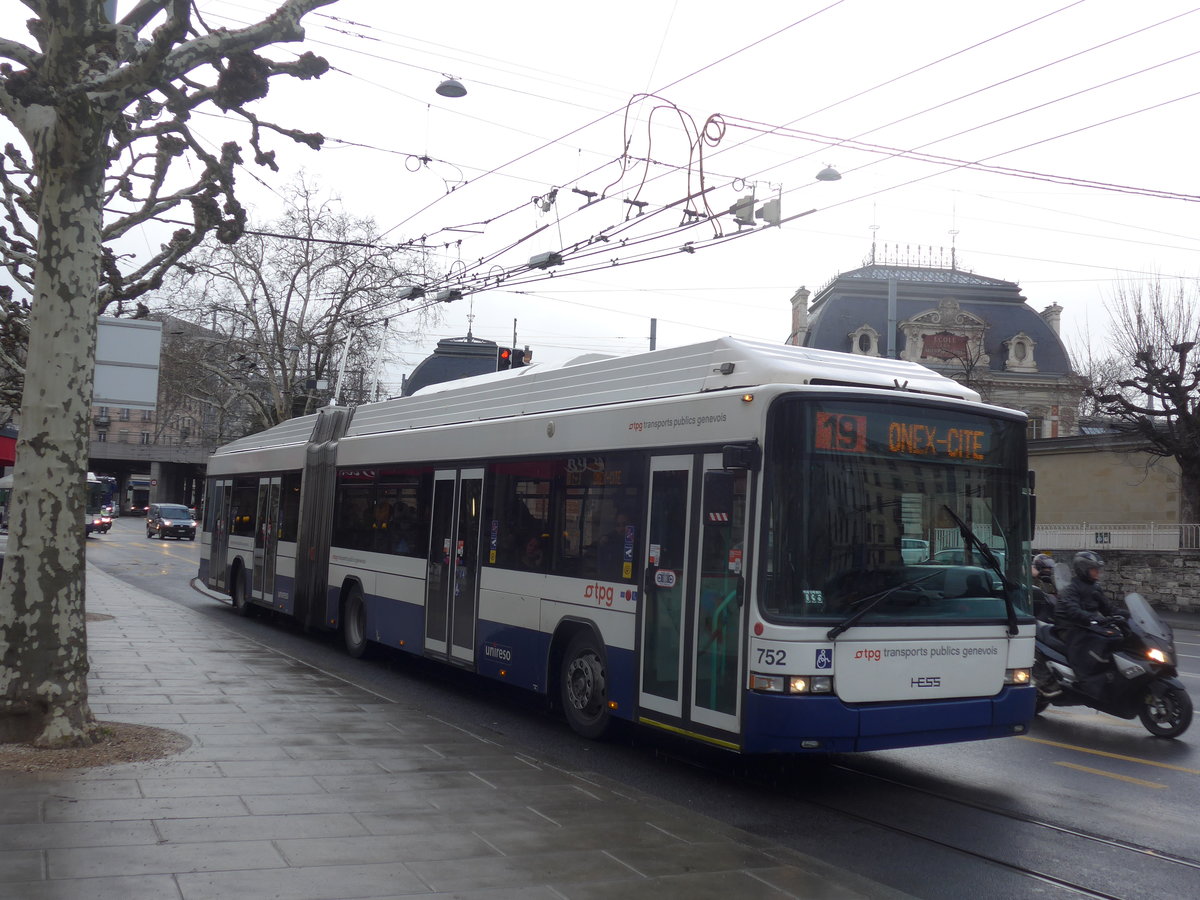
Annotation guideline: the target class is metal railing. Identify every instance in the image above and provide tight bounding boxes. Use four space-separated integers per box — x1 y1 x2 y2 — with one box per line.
1034 523 1200 551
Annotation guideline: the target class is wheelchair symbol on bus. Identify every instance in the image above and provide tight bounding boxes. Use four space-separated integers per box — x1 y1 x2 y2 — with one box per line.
815 648 832 670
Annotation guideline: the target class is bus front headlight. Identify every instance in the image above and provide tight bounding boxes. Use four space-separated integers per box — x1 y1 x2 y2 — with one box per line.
750 673 834 694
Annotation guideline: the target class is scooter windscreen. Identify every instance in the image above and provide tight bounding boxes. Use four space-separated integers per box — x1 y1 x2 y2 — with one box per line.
1123 592 1175 652
1053 561 1072 594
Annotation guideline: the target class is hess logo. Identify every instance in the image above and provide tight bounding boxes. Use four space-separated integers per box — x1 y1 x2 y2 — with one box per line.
911 676 942 688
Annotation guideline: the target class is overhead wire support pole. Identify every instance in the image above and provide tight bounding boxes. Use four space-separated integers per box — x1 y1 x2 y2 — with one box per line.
331 326 355 407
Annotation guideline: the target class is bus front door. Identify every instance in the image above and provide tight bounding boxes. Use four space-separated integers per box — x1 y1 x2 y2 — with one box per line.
208 480 232 590
690 456 749 736
638 456 693 720
424 468 484 665
638 454 749 744
252 477 281 604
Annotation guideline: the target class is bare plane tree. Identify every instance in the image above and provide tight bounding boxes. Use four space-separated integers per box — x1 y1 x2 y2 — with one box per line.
0 0 337 747
1090 282 1200 522
157 174 437 434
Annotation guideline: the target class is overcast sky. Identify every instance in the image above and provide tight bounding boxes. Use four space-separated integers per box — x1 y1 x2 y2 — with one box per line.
7 1 1200 389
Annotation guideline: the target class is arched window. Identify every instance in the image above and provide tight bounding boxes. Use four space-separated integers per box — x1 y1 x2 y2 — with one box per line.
849 324 881 357
1004 333 1037 372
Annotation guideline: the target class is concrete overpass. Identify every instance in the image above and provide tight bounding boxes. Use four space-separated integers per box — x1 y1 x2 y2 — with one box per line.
88 440 212 515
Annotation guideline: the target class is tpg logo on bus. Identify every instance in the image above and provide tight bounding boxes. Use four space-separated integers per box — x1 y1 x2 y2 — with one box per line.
584 583 615 606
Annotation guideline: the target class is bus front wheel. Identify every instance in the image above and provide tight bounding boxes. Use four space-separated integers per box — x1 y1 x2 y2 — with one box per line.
343 587 368 659
560 631 611 740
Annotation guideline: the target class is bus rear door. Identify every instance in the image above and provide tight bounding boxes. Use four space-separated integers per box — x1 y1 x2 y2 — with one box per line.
252 477 281 604
424 468 485 666
207 479 232 590
638 453 749 745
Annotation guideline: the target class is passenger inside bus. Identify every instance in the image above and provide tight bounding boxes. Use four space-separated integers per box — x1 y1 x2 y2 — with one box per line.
519 535 546 570
389 504 420 555
371 501 392 552
596 510 632 579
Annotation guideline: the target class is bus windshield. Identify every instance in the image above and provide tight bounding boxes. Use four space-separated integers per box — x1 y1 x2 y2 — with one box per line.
762 396 1032 625
85 478 107 516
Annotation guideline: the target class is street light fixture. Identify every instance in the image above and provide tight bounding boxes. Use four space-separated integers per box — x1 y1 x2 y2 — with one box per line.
436 76 467 98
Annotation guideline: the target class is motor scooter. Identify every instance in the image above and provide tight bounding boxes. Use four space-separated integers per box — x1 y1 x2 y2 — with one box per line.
1034 583 1192 738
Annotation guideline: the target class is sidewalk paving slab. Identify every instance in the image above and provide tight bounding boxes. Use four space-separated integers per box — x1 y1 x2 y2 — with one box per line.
0 565 914 900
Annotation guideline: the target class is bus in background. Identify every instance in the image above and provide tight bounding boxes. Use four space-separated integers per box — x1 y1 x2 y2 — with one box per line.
84 472 110 535
94 474 118 516
125 475 150 515
198 337 1036 754
0 471 109 535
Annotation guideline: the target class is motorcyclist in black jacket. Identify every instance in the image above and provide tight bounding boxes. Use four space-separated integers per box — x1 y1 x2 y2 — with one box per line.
1032 553 1057 596
1054 551 1127 698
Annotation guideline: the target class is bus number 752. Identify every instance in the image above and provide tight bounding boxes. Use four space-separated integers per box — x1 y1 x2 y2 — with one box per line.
756 647 787 666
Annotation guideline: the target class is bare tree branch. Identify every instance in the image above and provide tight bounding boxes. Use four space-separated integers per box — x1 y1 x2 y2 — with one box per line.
1089 281 1200 519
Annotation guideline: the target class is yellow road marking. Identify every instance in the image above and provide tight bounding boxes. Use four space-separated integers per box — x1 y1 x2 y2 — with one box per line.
638 717 741 751
1020 735 1200 775
1053 761 1166 788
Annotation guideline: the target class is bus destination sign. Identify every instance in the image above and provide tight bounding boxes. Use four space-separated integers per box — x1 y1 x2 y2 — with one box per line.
814 411 988 461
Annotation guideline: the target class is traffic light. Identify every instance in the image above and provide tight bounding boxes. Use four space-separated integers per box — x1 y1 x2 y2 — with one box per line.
755 198 781 226
512 346 530 369
729 194 755 227
496 346 513 371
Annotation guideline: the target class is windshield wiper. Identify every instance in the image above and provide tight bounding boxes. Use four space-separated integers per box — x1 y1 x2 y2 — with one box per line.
941 505 1019 635
826 569 943 640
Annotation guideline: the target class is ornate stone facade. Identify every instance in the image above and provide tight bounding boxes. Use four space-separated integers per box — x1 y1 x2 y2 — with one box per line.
788 261 1085 437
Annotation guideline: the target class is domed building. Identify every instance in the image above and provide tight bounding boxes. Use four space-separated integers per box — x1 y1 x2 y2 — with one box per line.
401 336 502 396
787 257 1086 438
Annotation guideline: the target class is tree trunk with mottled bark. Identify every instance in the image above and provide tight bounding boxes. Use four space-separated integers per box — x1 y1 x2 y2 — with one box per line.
0 0 336 748
0 97 105 745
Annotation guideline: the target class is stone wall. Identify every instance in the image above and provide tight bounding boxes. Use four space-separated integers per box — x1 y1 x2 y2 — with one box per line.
1036 548 1200 614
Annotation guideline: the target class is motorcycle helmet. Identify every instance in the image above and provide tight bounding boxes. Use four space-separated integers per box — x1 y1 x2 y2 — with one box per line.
1032 553 1054 576
1072 550 1104 582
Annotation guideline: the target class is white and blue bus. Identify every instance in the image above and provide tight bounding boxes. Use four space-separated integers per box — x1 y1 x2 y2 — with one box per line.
198 337 1036 753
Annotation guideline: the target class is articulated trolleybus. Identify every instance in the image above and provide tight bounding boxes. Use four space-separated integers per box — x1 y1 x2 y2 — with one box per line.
199 338 1036 753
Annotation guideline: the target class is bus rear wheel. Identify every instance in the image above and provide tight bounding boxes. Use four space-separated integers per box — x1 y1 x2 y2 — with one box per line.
230 571 253 617
560 631 611 740
343 587 368 659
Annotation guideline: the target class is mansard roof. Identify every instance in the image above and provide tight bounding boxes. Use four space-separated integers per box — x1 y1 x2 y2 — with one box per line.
828 263 1019 288
401 336 501 396
804 263 1074 375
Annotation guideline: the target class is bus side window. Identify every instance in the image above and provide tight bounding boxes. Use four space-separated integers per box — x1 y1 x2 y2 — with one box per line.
279 473 302 542
484 465 551 573
230 479 258 537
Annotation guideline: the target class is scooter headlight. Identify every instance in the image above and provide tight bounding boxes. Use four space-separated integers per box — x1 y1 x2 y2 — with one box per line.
1147 648 1170 665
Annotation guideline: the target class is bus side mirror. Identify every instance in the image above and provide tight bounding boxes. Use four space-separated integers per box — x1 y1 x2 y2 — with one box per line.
722 441 760 471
